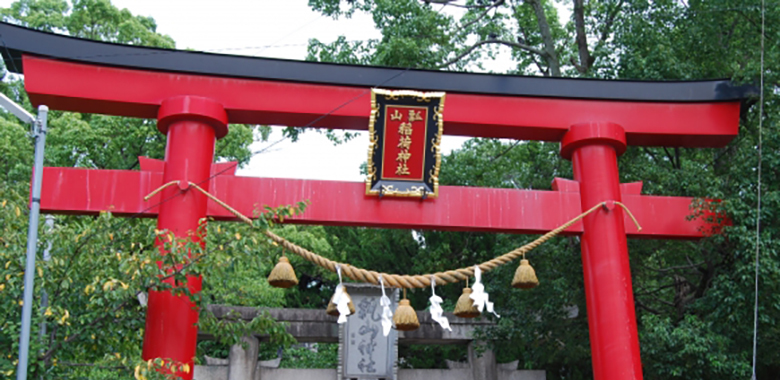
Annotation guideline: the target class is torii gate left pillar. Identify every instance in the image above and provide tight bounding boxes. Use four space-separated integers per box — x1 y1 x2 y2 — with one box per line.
141 96 227 373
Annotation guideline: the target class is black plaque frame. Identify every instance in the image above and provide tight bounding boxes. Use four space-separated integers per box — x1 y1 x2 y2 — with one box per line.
366 89 445 198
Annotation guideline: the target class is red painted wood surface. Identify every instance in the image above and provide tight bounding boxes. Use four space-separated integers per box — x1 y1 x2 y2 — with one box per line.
567 123 642 380
39 165 709 239
19 47 742 380
23 56 740 147
139 97 227 380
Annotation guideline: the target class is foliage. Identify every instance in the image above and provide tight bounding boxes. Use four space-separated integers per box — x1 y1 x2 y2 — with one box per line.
196 342 339 369
640 314 750 379
304 0 780 379
307 0 626 76
1 0 778 379
0 1 282 379
277 343 339 369
198 310 295 350
1 187 304 378
398 345 467 369
1 0 174 47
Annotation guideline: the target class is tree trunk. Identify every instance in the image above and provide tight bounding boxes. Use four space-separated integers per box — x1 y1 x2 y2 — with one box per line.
527 0 561 77
573 0 591 73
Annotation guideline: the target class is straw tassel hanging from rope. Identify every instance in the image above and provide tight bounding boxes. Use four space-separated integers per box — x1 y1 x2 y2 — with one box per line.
156 184 647 326
268 256 298 288
393 288 420 331
454 278 480 318
511 256 539 289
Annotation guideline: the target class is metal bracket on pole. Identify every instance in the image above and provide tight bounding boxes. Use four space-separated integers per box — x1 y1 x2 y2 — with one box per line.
0 93 35 125
0 96 49 380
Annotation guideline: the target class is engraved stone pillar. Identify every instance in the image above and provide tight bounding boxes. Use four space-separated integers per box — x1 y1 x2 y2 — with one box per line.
339 284 399 380
227 335 259 380
468 341 497 380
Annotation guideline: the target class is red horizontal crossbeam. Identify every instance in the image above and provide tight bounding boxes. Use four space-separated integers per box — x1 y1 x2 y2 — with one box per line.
23 56 740 147
39 165 710 239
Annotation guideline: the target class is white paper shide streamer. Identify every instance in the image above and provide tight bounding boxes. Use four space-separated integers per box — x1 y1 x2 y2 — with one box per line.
470 266 500 318
333 265 352 324
379 276 394 336
429 276 452 331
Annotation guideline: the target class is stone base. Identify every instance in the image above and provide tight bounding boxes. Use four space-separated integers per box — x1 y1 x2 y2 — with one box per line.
194 366 546 380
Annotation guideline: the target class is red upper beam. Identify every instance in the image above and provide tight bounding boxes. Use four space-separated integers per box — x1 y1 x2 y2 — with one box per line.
39 166 710 239
23 56 740 147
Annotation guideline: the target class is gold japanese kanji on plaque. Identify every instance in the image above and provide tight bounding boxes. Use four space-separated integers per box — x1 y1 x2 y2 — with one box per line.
366 89 445 198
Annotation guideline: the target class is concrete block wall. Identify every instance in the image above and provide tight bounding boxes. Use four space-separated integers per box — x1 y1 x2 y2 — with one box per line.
196 306 545 380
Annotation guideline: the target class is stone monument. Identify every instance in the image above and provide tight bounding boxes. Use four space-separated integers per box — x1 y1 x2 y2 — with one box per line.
339 284 399 380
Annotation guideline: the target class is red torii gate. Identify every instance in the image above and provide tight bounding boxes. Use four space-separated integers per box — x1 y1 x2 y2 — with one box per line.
1 22 749 380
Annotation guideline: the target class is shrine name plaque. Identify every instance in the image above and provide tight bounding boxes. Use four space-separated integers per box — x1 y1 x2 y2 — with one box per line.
366 89 445 198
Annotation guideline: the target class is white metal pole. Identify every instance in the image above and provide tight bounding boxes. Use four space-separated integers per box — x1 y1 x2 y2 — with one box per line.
39 215 54 341
16 105 48 380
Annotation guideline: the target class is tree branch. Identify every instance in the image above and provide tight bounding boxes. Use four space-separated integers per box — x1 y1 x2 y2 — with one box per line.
422 0 504 9
635 299 663 315
663 147 678 169
39 297 134 362
438 41 481 67
518 25 548 74
642 261 706 273
126 158 139 171
436 38 546 69
525 0 561 76
674 147 682 169
492 39 546 56
39 253 206 362
635 282 678 295
437 38 546 69
489 140 521 163
457 1 502 32
573 0 591 73
60 362 129 370
641 147 662 165
596 0 625 48
649 294 675 307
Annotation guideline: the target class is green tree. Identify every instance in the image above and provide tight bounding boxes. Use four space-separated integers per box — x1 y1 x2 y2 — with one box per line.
0 1 286 379
303 0 779 379
307 0 626 76
1 0 776 379
611 1 779 379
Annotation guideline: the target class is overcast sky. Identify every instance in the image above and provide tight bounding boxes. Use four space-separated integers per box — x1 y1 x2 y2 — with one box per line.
113 0 403 182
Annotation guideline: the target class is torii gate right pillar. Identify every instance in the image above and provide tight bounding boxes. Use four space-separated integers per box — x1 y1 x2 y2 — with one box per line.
561 123 643 380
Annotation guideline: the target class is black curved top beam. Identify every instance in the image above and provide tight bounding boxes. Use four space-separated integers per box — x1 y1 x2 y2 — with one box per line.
0 22 754 102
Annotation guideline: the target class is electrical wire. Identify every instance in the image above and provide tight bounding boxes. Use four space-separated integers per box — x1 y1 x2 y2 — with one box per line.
3 1 758 365
0 4 499 371
750 0 765 377
0 1 496 66
0 7 419 323
0 10 404 246
252 14 323 55
0 13 416 365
